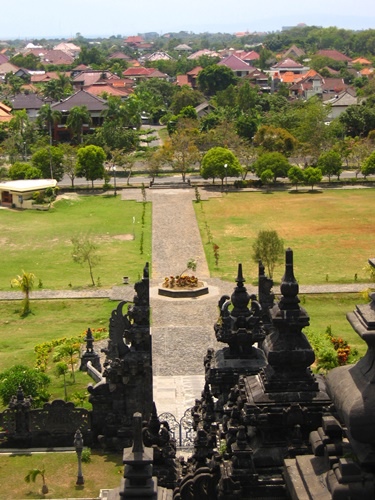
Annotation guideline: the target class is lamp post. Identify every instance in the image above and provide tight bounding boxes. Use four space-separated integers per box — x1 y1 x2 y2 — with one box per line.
74 429 84 485
224 163 228 192
112 165 117 196
23 142 27 161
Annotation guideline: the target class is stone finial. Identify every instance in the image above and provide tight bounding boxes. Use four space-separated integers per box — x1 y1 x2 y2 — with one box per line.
132 412 144 453
231 263 251 317
279 248 299 310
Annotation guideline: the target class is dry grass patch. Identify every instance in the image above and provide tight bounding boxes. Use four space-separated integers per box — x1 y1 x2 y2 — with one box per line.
196 189 375 284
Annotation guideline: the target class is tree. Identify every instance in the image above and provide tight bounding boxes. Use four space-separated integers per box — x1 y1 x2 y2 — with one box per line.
288 166 305 191
31 146 64 181
8 162 42 180
41 73 72 101
67 106 92 144
253 152 291 182
25 467 48 495
201 147 242 186
76 145 106 188
0 365 50 406
61 144 78 188
254 125 297 156
361 151 375 177
304 167 323 191
164 126 200 182
317 150 342 181
170 85 205 114
252 230 284 278
54 362 69 401
197 65 238 95
53 341 80 383
37 104 62 145
260 169 274 192
339 103 375 138
11 270 36 316
71 235 100 286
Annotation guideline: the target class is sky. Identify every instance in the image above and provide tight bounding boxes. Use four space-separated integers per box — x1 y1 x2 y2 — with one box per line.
2 0 375 40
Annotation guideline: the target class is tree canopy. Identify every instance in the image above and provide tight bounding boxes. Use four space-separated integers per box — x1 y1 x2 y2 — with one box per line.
76 145 106 187
201 146 242 185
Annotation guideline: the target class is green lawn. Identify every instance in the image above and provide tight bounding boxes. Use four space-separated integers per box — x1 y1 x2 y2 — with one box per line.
0 451 123 499
195 189 375 284
0 194 151 291
0 298 116 408
300 293 367 357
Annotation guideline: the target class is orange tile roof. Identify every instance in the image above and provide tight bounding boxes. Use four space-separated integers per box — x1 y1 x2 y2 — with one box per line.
360 67 374 75
176 75 191 87
352 57 372 65
85 84 132 97
281 72 300 83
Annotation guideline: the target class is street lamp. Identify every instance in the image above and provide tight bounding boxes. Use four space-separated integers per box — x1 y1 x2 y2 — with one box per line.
23 142 27 161
224 163 228 191
74 429 84 485
112 166 117 196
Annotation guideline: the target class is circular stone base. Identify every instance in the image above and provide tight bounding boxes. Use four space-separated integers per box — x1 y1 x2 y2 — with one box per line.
158 282 209 298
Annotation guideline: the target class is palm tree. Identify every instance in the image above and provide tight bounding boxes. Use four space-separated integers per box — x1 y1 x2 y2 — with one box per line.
55 362 69 401
37 104 62 177
67 105 92 144
11 271 35 316
54 341 80 383
25 466 48 494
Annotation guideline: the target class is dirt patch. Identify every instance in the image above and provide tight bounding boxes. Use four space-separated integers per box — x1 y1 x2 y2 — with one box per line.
113 234 134 241
56 193 80 201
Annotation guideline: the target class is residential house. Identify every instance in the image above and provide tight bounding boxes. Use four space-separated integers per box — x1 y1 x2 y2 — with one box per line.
109 51 132 61
360 67 374 77
289 72 348 99
0 62 20 81
176 65 208 89
25 48 74 66
218 54 252 77
174 44 192 52
9 93 45 120
122 66 169 81
53 42 81 58
195 101 215 118
146 51 173 62
241 50 260 65
351 57 372 66
326 90 360 120
72 70 119 91
283 45 305 59
270 58 308 75
124 36 145 48
0 53 8 64
85 82 132 99
0 101 12 122
50 89 108 141
316 49 352 63
187 49 220 60
245 68 270 91
0 179 57 209
29 71 70 84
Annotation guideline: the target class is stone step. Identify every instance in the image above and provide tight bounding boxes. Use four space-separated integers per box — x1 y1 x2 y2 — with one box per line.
150 182 191 189
284 455 331 500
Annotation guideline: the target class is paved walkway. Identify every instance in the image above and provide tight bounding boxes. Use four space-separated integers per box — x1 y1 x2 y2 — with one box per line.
1 187 372 419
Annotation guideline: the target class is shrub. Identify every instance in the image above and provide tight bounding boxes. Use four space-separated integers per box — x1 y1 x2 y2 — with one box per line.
0 365 51 406
81 448 91 463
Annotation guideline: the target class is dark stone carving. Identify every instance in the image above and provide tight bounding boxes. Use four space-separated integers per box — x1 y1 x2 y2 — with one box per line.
204 264 267 415
88 263 153 450
326 257 375 462
80 327 102 373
